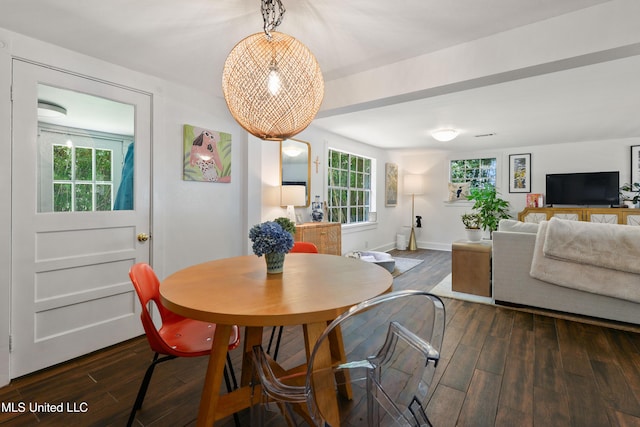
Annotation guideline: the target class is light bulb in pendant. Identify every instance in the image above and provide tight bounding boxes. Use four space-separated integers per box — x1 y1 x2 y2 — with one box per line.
267 65 281 96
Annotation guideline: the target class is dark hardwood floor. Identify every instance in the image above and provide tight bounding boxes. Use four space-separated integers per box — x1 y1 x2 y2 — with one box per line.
2 249 640 426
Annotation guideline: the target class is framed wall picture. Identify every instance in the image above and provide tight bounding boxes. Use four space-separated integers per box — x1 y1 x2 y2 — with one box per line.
385 163 398 206
183 124 232 183
509 153 531 193
632 145 640 185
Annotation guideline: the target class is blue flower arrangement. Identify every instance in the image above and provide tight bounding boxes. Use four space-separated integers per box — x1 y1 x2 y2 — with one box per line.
249 221 294 257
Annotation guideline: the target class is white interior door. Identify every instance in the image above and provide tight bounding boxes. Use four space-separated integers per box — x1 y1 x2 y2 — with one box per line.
11 59 151 377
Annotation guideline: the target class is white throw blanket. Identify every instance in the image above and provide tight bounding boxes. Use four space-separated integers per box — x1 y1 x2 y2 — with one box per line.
543 217 640 274
530 219 640 303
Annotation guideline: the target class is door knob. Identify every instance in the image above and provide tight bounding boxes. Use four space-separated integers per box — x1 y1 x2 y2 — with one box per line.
137 233 150 242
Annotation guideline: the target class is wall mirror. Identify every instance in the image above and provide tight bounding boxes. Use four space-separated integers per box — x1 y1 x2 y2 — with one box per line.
280 139 310 207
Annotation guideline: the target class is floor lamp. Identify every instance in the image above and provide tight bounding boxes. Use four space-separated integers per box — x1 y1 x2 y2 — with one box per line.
404 174 424 251
281 185 306 224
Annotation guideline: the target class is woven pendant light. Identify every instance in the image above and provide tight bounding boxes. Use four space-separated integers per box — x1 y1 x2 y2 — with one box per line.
222 0 324 141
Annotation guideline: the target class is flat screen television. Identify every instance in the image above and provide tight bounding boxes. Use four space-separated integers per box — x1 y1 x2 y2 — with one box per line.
545 171 619 206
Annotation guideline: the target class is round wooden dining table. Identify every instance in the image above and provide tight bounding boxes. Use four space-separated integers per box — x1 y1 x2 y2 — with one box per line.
160 253 393 426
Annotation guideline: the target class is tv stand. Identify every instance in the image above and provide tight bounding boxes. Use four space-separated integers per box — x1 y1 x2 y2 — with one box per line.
518 207 640 226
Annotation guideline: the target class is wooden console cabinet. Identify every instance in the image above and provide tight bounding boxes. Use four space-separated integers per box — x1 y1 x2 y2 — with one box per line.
294 222 342 255
518 207 640 226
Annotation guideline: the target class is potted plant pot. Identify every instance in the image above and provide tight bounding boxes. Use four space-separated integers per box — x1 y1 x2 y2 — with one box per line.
465 228 483 242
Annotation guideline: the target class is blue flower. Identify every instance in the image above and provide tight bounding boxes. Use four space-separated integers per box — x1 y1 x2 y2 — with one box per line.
249 221 294 257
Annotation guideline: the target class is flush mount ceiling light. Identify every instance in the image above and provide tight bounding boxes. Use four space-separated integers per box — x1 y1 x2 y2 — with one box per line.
222 0 324 141
431 128 459 142
37 100 67 118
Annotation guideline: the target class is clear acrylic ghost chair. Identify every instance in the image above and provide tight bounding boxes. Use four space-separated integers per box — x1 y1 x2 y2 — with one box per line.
251 289 445 426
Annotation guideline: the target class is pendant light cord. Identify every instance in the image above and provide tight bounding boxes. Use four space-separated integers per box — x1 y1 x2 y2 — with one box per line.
262 0 286 39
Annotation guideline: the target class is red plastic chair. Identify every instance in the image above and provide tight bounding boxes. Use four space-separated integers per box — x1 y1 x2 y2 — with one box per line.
290 241 319 253
266 242 319 360
127 263 241 427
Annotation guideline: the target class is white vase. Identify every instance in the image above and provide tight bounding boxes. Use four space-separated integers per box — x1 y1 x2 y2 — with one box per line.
465 228 482 242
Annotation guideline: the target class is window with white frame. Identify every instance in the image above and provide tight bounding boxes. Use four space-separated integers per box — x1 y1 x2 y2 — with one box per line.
52 144 113 212
327 149 374 224
450 157 497 188
39 124 132 212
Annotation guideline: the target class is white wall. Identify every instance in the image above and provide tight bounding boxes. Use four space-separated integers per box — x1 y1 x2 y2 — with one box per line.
0 28 253 386
152 83 248 277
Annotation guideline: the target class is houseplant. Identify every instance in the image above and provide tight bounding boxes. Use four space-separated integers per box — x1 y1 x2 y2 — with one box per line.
249 220 295 274
619 182 640 208
273 216 296 236
461 213 482 242
466 184 511 234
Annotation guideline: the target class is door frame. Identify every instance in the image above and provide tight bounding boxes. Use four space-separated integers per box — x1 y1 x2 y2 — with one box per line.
0 40 12 387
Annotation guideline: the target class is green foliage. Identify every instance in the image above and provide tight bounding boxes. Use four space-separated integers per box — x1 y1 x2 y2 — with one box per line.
75 147 93 180
620 182 640 203
467 185 511 232
75 184 93 211
273 217 296 235
53 146 72 180
54 183 72 212
95 149 112 181
461 213 481 229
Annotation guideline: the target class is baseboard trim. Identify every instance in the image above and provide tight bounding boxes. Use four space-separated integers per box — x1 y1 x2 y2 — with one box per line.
495 300 640 333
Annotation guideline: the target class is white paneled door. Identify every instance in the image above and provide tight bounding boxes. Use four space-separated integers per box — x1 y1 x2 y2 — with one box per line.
11 60 150 377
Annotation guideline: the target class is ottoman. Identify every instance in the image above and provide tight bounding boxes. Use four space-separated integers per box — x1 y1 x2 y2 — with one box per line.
451 240 492 297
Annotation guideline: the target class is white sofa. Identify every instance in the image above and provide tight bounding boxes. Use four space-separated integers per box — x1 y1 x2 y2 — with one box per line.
492 220 640 325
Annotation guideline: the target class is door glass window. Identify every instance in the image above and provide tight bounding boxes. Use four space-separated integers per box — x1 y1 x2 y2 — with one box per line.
37 84 134 212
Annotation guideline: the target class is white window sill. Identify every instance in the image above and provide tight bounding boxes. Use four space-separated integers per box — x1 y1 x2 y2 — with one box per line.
443 201 474 207
341 221 378 234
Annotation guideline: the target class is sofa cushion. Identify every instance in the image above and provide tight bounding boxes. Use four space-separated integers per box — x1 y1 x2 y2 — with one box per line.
498 219 539 234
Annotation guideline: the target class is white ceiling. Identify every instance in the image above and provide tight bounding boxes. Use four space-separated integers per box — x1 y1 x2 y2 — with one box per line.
1 0 638 150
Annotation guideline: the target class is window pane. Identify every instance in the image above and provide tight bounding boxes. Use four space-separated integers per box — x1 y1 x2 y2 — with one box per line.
96 149 112 181
340 171 348 187
340 189 348 205
349 190 357 205
340 153 349 169
75 147 93 181
96 184 112 211
53 183 72 212
330 170 339 187
53 146 72 180
330 151 339 168
75 183 93 211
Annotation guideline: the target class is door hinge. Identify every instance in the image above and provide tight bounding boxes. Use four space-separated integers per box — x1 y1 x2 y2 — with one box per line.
8 335 12 353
